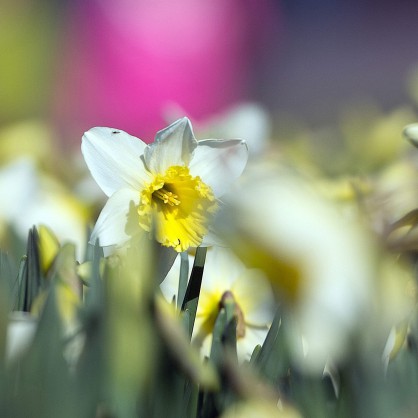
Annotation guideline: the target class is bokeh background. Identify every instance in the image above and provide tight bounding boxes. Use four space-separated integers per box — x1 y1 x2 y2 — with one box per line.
3 0 418 145
3 3 418 416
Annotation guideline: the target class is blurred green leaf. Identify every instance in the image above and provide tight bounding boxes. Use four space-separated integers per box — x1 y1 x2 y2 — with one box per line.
14 255 27 311
74 243 106 418
4 286 77 418
0 250 17 291
0 252 13 374
12 227 43 312
253 308 290 385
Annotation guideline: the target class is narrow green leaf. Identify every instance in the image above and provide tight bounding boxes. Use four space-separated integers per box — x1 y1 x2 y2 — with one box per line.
0 251 17 292
0 252 13 370
253 308 291 384
221 294 238 361
253 308 281 366
22 227 42 312
209 309 227 367
183 379 199 418
83 242 104 309
249 344 262 365
181 309 191 335
177 251 189 309
181 246 207 338
204 303 238 417
14 256 27 311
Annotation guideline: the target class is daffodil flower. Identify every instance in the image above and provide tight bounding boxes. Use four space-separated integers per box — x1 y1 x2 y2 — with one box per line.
82 117 248 252
161 247 276 361
216 163 376 371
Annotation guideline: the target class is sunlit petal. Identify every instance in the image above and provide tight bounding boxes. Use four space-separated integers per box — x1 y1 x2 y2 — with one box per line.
189 139 248 197
144 117 197 174
82 127 149 196
91 188 140 247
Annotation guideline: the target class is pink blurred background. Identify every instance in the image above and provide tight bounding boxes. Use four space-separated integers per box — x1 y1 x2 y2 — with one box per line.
2 0 418 145
52 0 280 142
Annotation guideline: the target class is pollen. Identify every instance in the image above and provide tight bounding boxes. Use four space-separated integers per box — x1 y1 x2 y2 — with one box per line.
137 165 218 252
153 188 181 206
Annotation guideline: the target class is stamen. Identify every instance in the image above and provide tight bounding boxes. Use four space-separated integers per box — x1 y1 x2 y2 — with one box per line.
137 165 217 251
153 187 180 206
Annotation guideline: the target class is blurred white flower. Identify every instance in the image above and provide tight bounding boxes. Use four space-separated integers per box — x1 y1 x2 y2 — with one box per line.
0 158 88 258
161 246 276 362
82 117 248 252
202 103 271 157
6 312 37 363
0 158 37 231
216 163 378 372
403 123 418 147
165 102 271 158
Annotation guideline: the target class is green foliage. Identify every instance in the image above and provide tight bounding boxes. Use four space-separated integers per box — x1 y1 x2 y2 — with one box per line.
0 228 418 417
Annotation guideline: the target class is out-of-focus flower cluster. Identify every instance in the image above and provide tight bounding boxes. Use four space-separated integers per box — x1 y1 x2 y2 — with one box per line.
5 0 418 415
1 100 418 417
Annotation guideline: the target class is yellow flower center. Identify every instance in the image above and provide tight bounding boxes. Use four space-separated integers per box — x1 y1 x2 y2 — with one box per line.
153 187 181 206
137 165 217 252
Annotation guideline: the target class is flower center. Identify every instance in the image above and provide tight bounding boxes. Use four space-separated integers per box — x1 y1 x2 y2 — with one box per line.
137 165 217 252
153 187 180 206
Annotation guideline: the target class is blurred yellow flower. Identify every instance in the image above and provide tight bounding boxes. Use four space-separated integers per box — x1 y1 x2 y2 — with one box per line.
220 398 302 418
38 224 60 273
0 120 55 167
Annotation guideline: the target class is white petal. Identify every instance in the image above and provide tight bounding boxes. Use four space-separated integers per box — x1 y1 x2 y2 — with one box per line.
160 255 182 302
237 327 269 362
200 228 224 248
90 188 140 247
0 158 38 220
189 139 248 197
204 103 271 157
202 247 275 325
6 312 37 363
82 127 150 197
201 247 242 292
231 270 275 326
144 117 197 174
156 246 179 284
403 123 418 147
22 192 87 261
